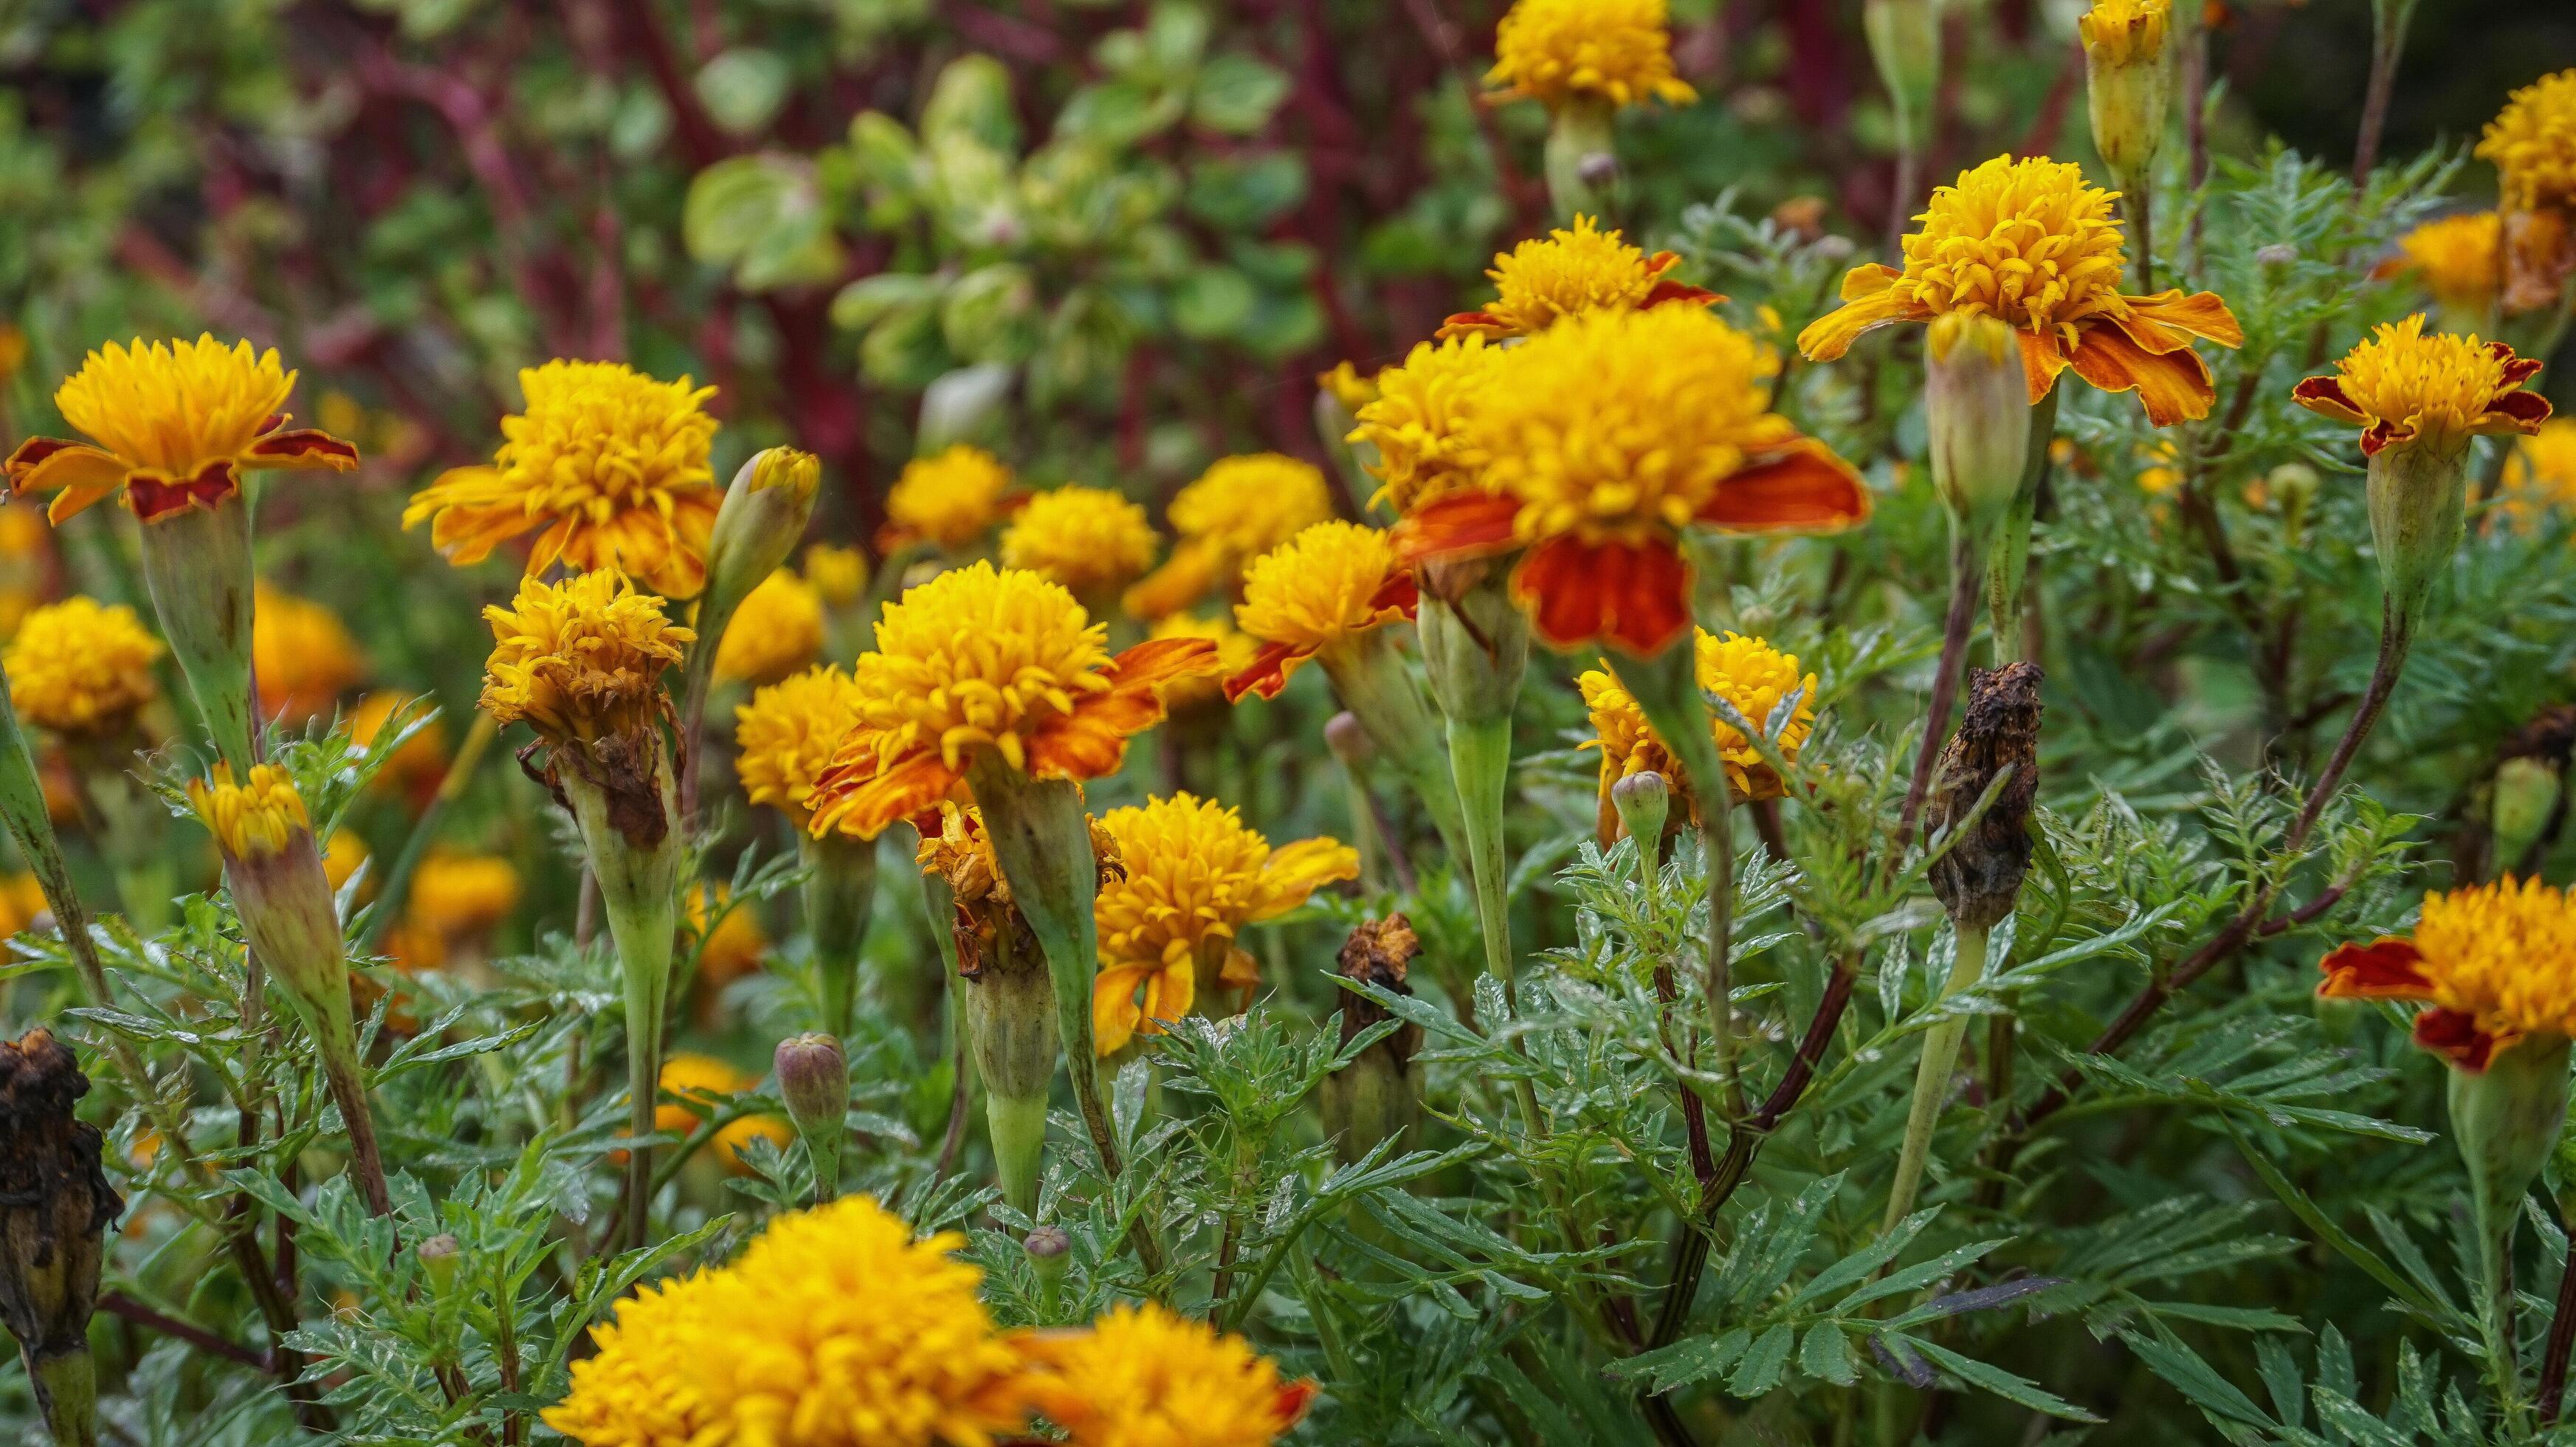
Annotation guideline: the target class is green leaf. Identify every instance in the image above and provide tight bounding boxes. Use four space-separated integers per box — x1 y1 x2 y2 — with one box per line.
1903 1334 2103 1422
1726 1323 1797 1398
695 49 791 137
682 156 843 290
2219 1116 2449 1322
1184 154 1306 230
1612 1328 1750 1392
832 273 944 331
1191 53 1290 134
1800 1322 1859 1386
2118 1329 2276 1430
1171 264 1256 340
922 55 1019 151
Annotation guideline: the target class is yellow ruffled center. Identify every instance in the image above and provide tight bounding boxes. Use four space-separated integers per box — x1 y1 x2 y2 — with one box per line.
1094 793 1355 975
1890 156 2131 346
4 597 162 735
2479 69 2576 213
485 360 717 518
52 336 294 475
1000 486 1160 594
2327 315 2521 443
1480 217 1670 336
1485 0 1698 110
480 570 694 741
1168 454 1337 560
1234 521 1405 653
1580 629 1816 798
2077 0 2169 68
2412 877 2576 1044
734 665 872 824
887 444 1016 549
853 561 1114 775
1022 1302 1309 1447
1353 336 1503 514
188 764 311 859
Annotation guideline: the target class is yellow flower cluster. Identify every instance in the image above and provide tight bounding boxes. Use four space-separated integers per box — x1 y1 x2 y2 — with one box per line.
1000 485 1159 595
53 337 294 480
1022 1302 1320 1447
1350 336 1501 514
735 665 872 826
803 542 869 608
4 597 162 735
850 561 1116 777
2411 878 2576 1045
187 764 311 860
480 571 695 743
2503 419 2576 524
2479 69 2576 213
652 1051 790 1169
885 444 1017 551
405 852 522 939
1890 157 2130 340
1235 521 1410 659
712 570 824 687
1580 629 1816 817
2077 0 2169 69
2293 315 2549 454
1450 217 1695 340
1485 0 1696 111
254 583 368 724
2391 212 2502 314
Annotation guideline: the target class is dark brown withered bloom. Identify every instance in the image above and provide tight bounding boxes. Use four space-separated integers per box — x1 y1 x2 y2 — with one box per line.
1322 915 1426 1163
0 1030 120 1447
1925 663 2044 929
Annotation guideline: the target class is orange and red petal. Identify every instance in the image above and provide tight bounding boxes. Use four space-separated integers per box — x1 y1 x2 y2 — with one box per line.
2412 1008 2508 1073
1698 439 1873 532
1393 491 1521 563
1106 635 1223 693
810 749 961 842
1435 311 1511 341
2014 330 2071 405
6 439 131 523
1642 279 1726 310
1514 535 1694 658
2360 420 2414 457
127 460 242 523
1223 641 1306 703
2067 322 2218 426
1794 284 1913 362
1367 569 1421 620
1273 1379 1320 1429
2315 938 2434 1001
2475 389 2554 435
2493 345 2543 388
244 428 361 472
2291 375 2367 427
2124 289 2245 350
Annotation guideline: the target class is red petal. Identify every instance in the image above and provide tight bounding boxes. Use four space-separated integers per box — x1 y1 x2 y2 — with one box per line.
2315 938 2434 1000
244 428 362 471
1393 492 1521 563
1366 570 1420 619
1642 279 1725 309
2360 420 2409 457
1435 310 1507 340
2490 344 2543 387
1223 641 1304 702
1272 1380 1320 1429
1697 440 1871 532
2487 391 2554 429
1515 536 1693 657
2413 1008 2501 1072
128 460 241 522
2290 376 2367 427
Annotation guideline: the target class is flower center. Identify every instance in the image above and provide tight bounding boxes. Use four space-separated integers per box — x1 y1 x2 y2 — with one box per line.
2332 316 2518 441
54 337 295 475
855 563 1115 774
2414 877 2576 1042
1235 522 1402 652
190 764 311 859
1890 157 2132 343
497 360 717 509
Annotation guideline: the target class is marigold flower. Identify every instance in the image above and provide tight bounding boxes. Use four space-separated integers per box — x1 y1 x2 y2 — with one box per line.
652 1051 788 1169
810 563 1219 840
1798 155 2244 425
734 665 870 828
1145 613 1258 711
348 691 448 802
186 764 310 860
1 335 357 525
1090 794 1358 1054
803 543 869 608
711 571 824 687
2078 0 2171 183
2292 315 2552 457
2501 418 2576 526
479 571 694 744
1350 337 1505 515
1397 306 1867 656
1225 521 1419 701
1123 455 1335 620
1439 215 1718 340
880 443 1020 553
2479 70 2576 216
252 584 367 724
2318 876 2576 1070
2385 212 2503 317
685 883 769 992
2077 0 2167 68
545 1196 1033 1446
999 485 1159 596
1579 629 1816 840
405 852 521 939
1484 0 1696 111
404 360 721 599
4 598 161 735
1021 1301 1316 1447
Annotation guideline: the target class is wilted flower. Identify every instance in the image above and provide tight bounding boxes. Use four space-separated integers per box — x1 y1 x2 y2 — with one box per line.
1021 1302 1316 1447
1123 455 1335 620
999 485 1159 597
253 583 367 723
4 599 160 737
1439 216 1718 340
1484 0 1696 111
0 1029 122 1447
1923 662 2045 929
1579 629 1816 842
480 571 693 748
1799 155 2243 425
710 570 824 687
1225 521 1419 701
404 360 721 599
879 443 1019 553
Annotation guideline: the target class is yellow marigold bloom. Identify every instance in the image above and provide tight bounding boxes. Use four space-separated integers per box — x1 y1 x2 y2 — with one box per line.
734 665 871 827
2319 876 2576 1070
1351 337 1504 515
881 443 1019 552
1485 0 1696 111
320 830 368 894
2386 212 2502 315
480 571 694 743
253 584 367 724
1123 454 1335 621
1439 216 1718 341
4 597 162 735
2501 418 2576 526
1000 485 1158 596
711 570 824 687
1225 521 1418 701
1091 793 1357 1055
348 691 448 802
1146 612 1258 711
2077 0 2167 68
1 335 357 525
1799 156 2243 425
2480 70 2576 214
803 543 869 608
405 852 521 938
1316 361 1378 414
404 360 721 599
544 1196 1033 1446
811 563 1218 839
2293 315 2552 456
685 883 769 991
1398 306 1866 656
1022 1302 1316 1447
187 764 310 860
649 1051 788 1169
1577 628 1816 842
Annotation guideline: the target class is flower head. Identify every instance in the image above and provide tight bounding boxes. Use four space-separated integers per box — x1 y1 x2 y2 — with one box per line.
685 883 769 994
322 830 369 894
2318 876 2576 1070
545 1196 1033 1447
712 570 824 687
2479 70 2576 214
186 764 311 860
253 584 368 723
404 852 521 939
1798 155 2244 425
2386 212 2502 315
810 563 1219 839
1484 0 1696 111
1225 521 1419 701
1021 1302 1315 1447
1579 629 1816 839
5 597 162 735
881 444 1019 552
2078 0 2169 68
2293 315 2551 456
803 543 869 608
1123 455 1335 620
3 335 357 525
2501 418 2576 526
1146 612 1258 711
480 571 694 743
1000 485 1158 596
653 1051 788 1169
403 360 721 599
1091 794 1357 1055
1351 337 1505 515
734 665 872 827
1399 306 1867 656
1441 216 1718 341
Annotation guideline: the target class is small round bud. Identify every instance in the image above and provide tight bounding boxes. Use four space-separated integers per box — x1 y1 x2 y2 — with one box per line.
1024 1226 1070 1261
1324 712 1374 769
2267 462 2321 528
1611 771 1673 848
2493 756 2564 865
1576 151 1619 188
773 1033 849 1140
417 1234 461 1293
2255 242 2300 269
1924 312 2034 537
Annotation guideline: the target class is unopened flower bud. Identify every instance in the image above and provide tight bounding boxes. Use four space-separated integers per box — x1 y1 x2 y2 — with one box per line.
2269 461 2320 544
2079 0 2173 186
1925 663 2045 929
2255 242 2299 269
1024 1225 1070 1261
1924 313 2033 539
417 1234 461 1294
705 448 822 630
1320 917 1426 1165
1324 712 1374 770
774 1034 849 1140
1611 771 1672 851
2493 756 2564 870
1864 0 1941 158
0 1030 120 1447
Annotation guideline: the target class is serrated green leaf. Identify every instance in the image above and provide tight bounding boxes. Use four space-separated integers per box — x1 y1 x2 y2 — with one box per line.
1800 1322 1858 1386
1726 1323 1796 1398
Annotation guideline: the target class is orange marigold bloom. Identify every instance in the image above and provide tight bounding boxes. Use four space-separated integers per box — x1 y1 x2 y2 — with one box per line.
1021 1302 1315 1447
1798 156 2243 425
1122 455 1335 621
1224 521 1419 702
2383 212 2503 317
2 335 358 524
1439 215 1718 341
2318 876 2576 1071
1397 306 1867 656
1484 0 1697 111
2291 315 2551 457
1578 628 1816 841
878 443 1022 553
807 563 1219 840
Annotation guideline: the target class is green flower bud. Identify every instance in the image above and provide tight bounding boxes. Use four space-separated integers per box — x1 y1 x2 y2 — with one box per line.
417 1234 462 1296
1864 0 1943 157
2492 756 2563 870
1925 313 2033 541
1610 770 1672 852
2079 0 2174 187
703 448 822 636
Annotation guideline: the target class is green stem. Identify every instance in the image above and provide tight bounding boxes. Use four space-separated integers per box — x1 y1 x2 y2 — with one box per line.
1884 921 1989 1231
800 831 881 1039
559 761 683 1257
985 1091 1049 1219
1320 630 1473 867
29 1350 98 1447
1986 385 2062 665
135 499 258 769
1611 645 1740 1107
1448 713 1517 996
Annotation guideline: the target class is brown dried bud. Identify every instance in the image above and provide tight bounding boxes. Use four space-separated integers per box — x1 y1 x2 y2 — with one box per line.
0 1030 120 1440
1924 663 2044 929
1323 916 1425 1164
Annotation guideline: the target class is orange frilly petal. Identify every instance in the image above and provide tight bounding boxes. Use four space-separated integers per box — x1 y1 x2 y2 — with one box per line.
243 427 362 472
1092 961 1163 1056
2015 330 2071 405
1223 640 1306 704
1030 636 1222 780
1696 438 1873 532
2413 1007 2510 1073
1218 945 1263 990
2315 938 2435 1001
1794 266 1918 361
1436 310 1512 341
1513 535 1693 658
809 748 962 842
1392 491 1521 563
2291 376 2368 427
2068 320 2219 425
1250 837 1363 921
2121 289 2245 351
128 460 241 522
6 439 131 523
